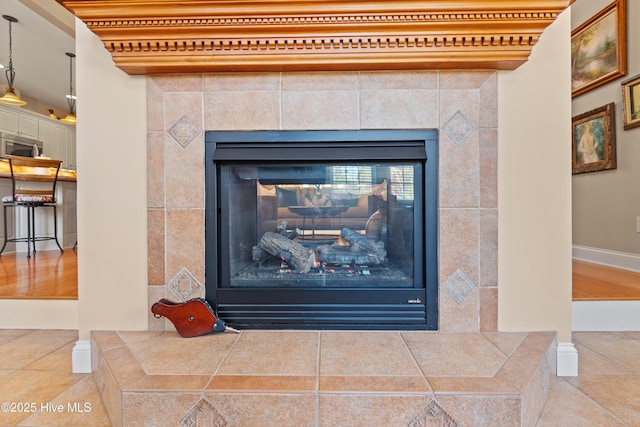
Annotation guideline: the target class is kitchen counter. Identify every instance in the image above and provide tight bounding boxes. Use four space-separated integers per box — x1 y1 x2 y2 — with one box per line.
0 158 76 182
0 157 77 253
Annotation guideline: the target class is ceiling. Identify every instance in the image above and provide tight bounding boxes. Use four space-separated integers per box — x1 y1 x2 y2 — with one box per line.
0 0 75 111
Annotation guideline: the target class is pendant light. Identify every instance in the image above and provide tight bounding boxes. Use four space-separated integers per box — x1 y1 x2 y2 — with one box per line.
0 15 27 106
60 52 76 125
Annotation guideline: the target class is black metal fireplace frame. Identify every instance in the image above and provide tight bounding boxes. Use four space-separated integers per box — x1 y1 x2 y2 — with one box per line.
205 130 438 330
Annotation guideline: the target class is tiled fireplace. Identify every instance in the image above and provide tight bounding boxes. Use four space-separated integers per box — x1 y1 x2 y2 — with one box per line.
146 69 498 334
86 69 560 427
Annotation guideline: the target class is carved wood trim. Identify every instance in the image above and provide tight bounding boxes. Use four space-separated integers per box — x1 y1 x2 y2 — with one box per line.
57 0 572 74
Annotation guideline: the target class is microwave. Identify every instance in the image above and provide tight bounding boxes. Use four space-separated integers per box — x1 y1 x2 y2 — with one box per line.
0 133 44 158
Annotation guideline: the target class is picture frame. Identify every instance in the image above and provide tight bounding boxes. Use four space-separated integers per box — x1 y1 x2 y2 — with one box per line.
621 74 640 130
572 103 616 174
571 0 627 98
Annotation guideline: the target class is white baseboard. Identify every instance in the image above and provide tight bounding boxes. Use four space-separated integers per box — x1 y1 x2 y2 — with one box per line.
72 340 92 373
573 300 640 331
557 342 578 376
573 245 640 272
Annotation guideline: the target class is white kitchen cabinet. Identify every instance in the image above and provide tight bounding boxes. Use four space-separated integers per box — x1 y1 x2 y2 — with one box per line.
46 121 76 170
0 104 38 139
38 120 55 158
54 126 69 168
0 104 76 170
66 128 76 170
17 114 38 139
0 107 19 134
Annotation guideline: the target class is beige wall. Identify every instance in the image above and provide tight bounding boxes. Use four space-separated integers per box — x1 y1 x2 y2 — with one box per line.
498 10 573 343
75 21 148 341
572 0 640 255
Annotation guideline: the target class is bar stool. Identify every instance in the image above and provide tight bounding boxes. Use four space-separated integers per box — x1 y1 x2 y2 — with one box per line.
0 155 64 257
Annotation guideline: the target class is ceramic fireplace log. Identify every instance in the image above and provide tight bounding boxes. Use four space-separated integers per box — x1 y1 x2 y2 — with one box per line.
341 227 387 261
316 244 384 266
257 232 315 273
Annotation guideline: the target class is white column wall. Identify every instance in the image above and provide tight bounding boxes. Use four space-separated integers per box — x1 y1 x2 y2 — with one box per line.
498 10 573 343
75 20 148 342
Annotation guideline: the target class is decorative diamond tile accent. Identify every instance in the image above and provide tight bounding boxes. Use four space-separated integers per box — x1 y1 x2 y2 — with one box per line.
180 397 227 427
409 399 458 427
442 269 476 305
168 115 201 149
442 110 474 146
168 268 202 302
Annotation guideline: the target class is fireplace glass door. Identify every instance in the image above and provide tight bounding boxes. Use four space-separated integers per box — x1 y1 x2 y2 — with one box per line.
206 130 438 330
222 163 418 288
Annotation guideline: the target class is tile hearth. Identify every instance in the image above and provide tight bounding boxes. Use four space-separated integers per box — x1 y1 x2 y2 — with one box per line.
93 329 556 426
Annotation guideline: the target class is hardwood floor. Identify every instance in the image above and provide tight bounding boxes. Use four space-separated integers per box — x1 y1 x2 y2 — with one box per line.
0 251 636 302
0 249 77 299
572 259 640 301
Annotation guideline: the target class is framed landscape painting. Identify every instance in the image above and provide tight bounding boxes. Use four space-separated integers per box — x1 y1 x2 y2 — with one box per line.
621 74 640 130
571 0 627 98
572 103 616 174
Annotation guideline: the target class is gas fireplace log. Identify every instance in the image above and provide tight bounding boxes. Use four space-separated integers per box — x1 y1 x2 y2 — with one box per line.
341 228 387 260
316 245 384 266
252 246 270 261
276 221 300 239
253 222 301 261
257 232 315 273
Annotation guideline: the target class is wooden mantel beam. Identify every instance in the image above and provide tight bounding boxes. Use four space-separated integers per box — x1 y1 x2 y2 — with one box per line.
57 0 572 74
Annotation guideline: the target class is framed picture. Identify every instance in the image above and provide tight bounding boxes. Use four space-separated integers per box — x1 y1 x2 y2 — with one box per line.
572 103 616 174
571 0 627 98
621 74 640 130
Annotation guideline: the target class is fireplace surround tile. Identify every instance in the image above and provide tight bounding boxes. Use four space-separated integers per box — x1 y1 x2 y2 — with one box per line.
165 209 205 285
440 70 496 90
439 209 480 284
319 376 430 394
440 286 480 332
480 209 498 287
149 74 204 94
360 71 438 90
282 89 359 130
94 330 556 426
435 395 521 426
402 332 507 377
319 331 421 377
167 115 201 149
282 72 360 91
480 128 498 209
147 210 165 285
209 375 317 393
122 391 206 427
148 70 498 334
146 131 165 209
146 79 165 133
360 88 439 129
479 74 498 129
167 268 203 302
319 394 433 427
135 331 238 376
217 331 318 376
440 90 479 136
480 287 499 332
165 136 204 210
205 72 281 92
164 93 204 132
439 131 480 207
204 91 281 131
203 393 317 427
